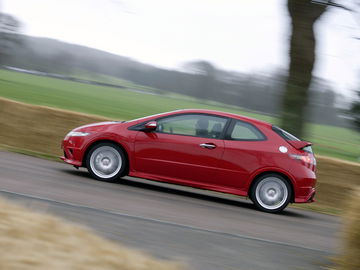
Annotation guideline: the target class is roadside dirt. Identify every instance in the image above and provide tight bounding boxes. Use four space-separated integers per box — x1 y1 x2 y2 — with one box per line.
0 198 182 270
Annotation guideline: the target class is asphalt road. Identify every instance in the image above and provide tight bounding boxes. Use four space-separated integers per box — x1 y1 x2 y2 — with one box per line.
0 151 341 270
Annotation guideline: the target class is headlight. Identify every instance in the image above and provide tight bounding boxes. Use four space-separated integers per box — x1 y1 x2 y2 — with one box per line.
66 131 90 137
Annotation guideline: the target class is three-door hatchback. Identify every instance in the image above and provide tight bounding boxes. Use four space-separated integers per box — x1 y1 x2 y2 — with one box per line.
61 109 316 213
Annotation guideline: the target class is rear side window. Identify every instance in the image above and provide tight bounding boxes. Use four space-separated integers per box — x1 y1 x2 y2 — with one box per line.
227 120 266 141
272 126 300 141
302 145 313 154
272 126 313 153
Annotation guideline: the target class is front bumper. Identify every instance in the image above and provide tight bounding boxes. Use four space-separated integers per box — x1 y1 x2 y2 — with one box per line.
60 136 86 167
60 155 82 167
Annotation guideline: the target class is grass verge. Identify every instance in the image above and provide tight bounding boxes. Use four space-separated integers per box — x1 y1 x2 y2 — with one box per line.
0 198 182 270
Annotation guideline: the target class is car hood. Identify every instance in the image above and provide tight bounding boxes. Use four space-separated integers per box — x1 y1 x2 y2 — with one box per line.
75 121 124 132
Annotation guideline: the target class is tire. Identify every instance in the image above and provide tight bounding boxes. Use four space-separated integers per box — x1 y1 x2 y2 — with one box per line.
86 142 127 182
250 174 292 213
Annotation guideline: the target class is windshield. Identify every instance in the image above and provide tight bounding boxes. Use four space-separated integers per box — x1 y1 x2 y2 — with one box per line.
125 111 181 123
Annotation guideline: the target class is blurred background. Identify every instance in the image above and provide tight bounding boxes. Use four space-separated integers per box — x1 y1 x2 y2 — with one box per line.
1 2 360 270
0 0 359 162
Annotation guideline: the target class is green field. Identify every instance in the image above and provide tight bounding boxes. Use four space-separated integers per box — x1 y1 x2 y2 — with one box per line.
0 69 359 162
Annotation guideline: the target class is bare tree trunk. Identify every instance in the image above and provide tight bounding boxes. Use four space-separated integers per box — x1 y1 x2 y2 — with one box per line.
280 0 325 138
0 13 22 66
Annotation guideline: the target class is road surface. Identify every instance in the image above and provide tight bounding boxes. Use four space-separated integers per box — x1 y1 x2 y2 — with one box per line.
0 151 341 270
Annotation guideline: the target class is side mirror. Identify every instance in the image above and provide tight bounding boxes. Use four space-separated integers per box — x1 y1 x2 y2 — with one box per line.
143 121 157 132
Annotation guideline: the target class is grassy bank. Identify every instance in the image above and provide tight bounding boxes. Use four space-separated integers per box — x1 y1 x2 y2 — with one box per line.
1 97 359 215
0 198 182 270
335 188 360 270
300 156 360 214
0 97 108 157
0 69 359 161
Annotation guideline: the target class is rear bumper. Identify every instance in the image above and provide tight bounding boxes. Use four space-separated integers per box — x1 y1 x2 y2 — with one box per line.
289 164 317 204
294 187 316 203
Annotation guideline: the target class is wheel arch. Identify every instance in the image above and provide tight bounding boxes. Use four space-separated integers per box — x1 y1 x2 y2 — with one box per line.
248 171 295 203
82 139 130 175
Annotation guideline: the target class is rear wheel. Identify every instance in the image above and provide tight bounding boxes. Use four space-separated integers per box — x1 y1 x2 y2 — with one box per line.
86 142 127 182
250 174 291 213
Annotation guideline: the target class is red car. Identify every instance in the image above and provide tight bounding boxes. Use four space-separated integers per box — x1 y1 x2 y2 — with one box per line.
61 109 316 213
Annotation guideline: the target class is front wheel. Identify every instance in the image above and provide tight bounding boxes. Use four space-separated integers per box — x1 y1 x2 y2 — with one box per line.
86 142 127 182
250 174 292 213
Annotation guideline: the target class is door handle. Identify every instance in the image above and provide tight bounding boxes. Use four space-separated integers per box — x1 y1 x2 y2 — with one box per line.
199 143 216 149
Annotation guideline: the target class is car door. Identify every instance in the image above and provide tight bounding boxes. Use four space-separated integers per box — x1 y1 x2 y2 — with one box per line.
133 113 229 187
220 119 269 189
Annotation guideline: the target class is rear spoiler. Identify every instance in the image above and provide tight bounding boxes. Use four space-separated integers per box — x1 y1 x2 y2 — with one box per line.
287 140 312 150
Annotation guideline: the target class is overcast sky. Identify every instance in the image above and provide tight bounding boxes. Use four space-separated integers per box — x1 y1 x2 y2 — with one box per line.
2 0 359 97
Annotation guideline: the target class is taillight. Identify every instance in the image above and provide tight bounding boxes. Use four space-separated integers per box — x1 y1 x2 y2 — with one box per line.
289 154 316 171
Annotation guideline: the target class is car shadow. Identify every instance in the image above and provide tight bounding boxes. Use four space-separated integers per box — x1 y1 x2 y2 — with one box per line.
279 208 307 218
61 168 308 218
61 169 90 179
122 178 257 210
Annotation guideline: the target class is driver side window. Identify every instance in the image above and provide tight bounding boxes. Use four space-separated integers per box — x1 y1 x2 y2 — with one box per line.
156 114 227 138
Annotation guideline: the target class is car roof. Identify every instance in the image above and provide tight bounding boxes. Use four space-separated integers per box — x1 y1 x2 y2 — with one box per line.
167 109 272 127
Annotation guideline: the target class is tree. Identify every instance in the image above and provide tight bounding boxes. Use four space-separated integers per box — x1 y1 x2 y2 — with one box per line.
280 0 326 138
0 13 22 65
183 60 218 99
349 91 360 132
